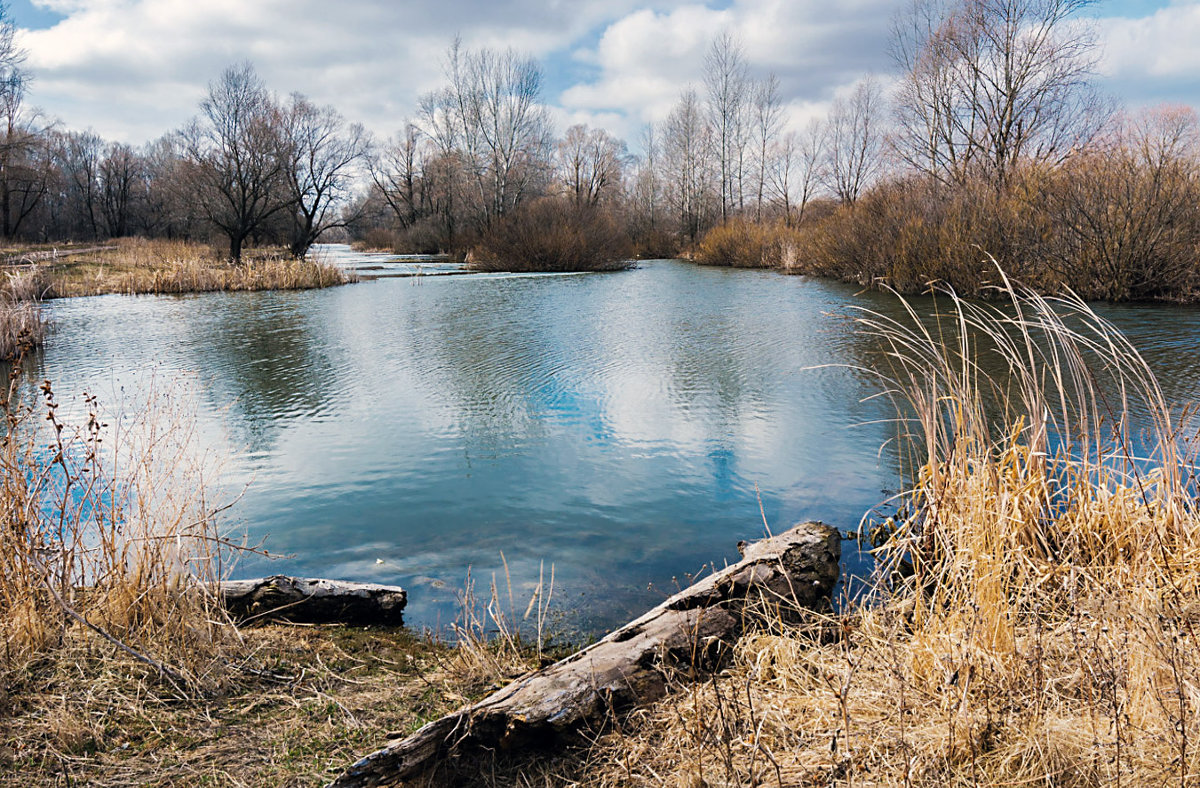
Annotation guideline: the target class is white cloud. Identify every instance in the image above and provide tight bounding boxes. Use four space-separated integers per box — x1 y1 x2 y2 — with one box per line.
9 0 1200 146
1097 2 1200 94
561 0 896 134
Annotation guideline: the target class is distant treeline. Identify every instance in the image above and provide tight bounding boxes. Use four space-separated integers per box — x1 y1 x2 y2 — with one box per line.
1 0 1198 295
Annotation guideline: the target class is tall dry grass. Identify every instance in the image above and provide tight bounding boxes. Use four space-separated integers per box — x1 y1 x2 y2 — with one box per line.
0 371 243 692
0 268 49 361
449 556 557 695
46 237 353 298
586 269 1200 787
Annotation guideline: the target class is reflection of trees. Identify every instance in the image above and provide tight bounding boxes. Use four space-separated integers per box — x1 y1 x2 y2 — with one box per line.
185 291 340 447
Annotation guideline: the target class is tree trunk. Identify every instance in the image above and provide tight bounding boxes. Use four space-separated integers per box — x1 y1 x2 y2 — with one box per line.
219 576 407 625
328 522 840 787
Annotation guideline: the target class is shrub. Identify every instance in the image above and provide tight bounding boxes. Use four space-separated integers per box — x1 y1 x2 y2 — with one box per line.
471 198 634 272
695 218 804 269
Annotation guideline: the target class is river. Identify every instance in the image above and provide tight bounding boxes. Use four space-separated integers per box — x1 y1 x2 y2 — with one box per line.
35 246 1200 632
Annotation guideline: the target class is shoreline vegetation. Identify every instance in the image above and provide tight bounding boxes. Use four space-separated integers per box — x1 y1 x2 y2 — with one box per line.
8 271 1200 786
0 237 353 360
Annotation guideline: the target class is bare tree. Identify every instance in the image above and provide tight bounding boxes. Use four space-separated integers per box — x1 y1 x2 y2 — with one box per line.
752 73 785 220
0 3 49 240
633 123 662 233
704 32 750 222
99 142 139 238
825 77 884 205
771 119 826 226
892 0 1105 188
181 62 292 261
555 124 626 208
369 122 426 232
663 88 714 244
59 130 103 238
281 93 367 258
443 39 553 227
417 88 464 248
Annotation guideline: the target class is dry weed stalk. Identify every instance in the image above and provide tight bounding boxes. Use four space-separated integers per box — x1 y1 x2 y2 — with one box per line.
587 270 1200 787
0 367 245 692
449 555 556 692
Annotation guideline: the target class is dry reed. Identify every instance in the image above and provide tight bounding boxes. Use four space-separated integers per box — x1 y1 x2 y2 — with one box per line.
0 371 242 688
44 237 354 298
0 268 49 360
449 555 556 694
585 267 1200 787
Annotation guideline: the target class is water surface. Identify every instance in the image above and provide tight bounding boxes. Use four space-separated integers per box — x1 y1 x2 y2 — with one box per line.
38 251 1200 631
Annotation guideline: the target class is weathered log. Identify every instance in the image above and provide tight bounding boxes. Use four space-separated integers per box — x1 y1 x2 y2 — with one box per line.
329 521 840 787
219 575 407 625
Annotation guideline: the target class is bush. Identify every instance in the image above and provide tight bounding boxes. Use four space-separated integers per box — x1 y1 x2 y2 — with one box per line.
630 227 681 260
471 198 634 272
695 218 804 269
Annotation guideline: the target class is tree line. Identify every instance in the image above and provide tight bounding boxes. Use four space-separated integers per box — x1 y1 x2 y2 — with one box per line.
2 0 1199 297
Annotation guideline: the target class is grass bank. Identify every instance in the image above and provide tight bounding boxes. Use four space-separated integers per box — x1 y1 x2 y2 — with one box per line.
16 237 354 299
579 274 1200 787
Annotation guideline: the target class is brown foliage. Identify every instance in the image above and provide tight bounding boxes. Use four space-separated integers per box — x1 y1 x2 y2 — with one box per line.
695 217 804 269
472 197 633 272
790 107 1200 302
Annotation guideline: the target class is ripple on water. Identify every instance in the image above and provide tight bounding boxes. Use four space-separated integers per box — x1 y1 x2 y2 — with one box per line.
35 258 1200 632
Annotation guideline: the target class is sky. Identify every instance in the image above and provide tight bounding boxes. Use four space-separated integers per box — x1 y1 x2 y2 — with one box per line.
6 0 1200 148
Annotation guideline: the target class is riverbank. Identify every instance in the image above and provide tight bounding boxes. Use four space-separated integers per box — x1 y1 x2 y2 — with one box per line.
8 237 354 299
0 625 480 786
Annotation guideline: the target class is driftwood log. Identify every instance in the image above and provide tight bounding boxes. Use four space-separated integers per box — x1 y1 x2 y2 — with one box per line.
219 575 407 625
329 521 840 787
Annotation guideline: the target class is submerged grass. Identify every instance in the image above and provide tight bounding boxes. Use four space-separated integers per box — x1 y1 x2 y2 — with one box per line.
583 269 1200 787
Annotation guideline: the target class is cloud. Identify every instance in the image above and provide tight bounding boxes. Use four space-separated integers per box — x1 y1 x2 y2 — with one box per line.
9 0 1198 147
561 0 895 130
1094 1 1200 107
16 0 678 142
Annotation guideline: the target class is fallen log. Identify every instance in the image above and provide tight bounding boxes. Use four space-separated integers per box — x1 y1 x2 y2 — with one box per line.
219 575 407 625
329 521 840 787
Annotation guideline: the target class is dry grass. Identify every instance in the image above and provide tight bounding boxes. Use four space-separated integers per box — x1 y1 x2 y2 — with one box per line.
582 268 1200 787
28 237 353 298
0 268 49 360
0 625 469 787
0 374 243 685
0 371 504 786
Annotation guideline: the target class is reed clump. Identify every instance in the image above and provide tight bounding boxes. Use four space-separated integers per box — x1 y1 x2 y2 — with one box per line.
695 217 805 269
584 270 1200 787
0 269 49 361
41 237 353 298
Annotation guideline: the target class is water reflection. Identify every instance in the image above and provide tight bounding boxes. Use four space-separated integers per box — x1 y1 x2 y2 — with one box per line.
37 261 1200 632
